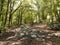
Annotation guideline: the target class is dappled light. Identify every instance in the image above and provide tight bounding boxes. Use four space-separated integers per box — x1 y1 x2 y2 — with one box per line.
0 0 60 45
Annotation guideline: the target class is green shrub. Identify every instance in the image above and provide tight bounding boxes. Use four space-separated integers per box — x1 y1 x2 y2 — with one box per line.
48 23 60 30
0 25 8 33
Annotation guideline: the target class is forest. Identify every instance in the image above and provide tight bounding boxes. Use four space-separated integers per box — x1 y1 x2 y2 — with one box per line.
0 0 60 45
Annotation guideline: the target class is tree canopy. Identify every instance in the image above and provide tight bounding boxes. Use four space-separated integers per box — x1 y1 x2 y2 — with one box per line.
0 0 60 30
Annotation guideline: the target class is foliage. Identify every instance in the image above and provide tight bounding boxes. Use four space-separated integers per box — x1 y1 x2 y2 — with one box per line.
48 23 60 30
0 26 8 32
0 0 60 30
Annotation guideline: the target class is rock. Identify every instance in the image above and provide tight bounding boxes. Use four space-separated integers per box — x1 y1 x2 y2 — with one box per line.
52 33 60 37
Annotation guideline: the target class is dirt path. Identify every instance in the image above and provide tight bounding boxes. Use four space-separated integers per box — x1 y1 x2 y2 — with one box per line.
0 24 60 45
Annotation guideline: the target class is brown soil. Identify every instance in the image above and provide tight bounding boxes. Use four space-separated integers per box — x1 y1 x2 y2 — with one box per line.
0 24 60 45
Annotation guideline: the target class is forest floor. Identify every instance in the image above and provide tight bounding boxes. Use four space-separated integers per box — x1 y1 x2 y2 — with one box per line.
0 24 60 45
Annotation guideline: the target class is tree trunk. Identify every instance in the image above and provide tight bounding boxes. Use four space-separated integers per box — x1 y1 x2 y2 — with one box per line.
8 0 13 27
4 0 10 26
0 0 4 18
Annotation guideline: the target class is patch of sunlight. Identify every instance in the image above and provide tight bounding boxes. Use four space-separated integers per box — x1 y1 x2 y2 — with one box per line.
13 0 43 11
53 32 60 36
27 0 31 2
28 0 37 11
14 1 20 10
34 20 36 23
31 4 38 10
47 15 50 19
57 7 60 10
